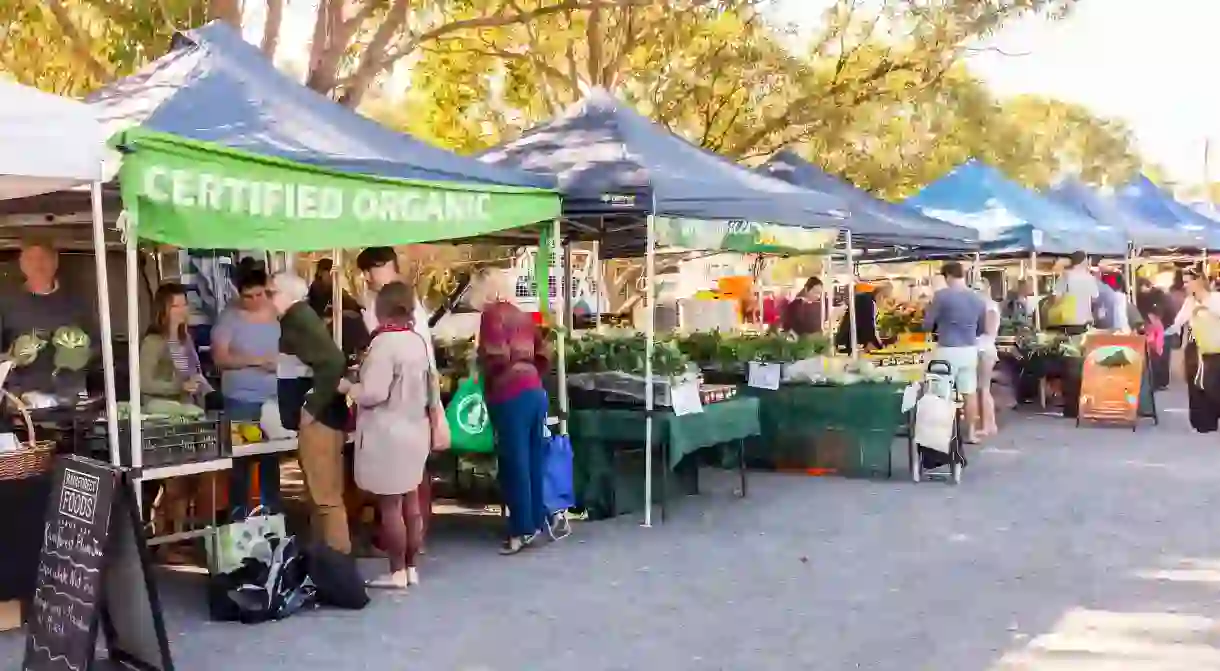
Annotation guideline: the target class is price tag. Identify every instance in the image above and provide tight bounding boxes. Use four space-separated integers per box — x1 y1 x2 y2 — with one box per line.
670 381 704 416
747 361 782 390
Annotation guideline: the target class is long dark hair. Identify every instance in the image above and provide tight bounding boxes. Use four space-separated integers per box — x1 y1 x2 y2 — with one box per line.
150 283 189 341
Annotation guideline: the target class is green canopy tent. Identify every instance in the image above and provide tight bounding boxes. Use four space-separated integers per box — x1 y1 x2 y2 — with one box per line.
108 128 562 475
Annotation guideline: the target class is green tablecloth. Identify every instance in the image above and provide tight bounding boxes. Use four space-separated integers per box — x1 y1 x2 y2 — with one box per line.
568 396 761 518
739 383 907 477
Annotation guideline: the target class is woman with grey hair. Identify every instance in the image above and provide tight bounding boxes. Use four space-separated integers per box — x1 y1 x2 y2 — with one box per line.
271 272 352 554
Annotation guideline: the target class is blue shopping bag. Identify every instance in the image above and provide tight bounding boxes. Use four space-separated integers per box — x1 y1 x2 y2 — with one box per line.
542 432 575 514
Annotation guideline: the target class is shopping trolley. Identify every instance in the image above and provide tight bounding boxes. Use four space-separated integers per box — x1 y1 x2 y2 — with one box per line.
906 360 967 485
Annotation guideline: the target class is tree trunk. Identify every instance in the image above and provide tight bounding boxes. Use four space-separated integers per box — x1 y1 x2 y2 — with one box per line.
208 0 243 27
261 0 284 59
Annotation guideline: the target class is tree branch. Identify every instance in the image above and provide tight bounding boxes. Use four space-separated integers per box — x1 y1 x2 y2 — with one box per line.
45 0 111 82
337 0 412 107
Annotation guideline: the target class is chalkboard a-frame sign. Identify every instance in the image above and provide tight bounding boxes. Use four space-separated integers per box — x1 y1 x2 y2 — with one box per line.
22 454 174 671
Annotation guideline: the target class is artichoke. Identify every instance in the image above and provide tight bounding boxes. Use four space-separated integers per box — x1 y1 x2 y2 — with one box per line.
52 326 90 350
9 332 46 366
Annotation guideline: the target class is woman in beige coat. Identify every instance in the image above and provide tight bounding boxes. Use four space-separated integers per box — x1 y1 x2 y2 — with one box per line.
343 281 434 590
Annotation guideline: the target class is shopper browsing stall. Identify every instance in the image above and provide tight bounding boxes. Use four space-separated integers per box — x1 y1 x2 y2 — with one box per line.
272 272 352 554
471 271 556 555
0 238 97 395
355 246 435 543
923 262 986 445
974 279 1001 438
212 268 281 518
343 282 437 590
1165 267 1220 432
1047 251 1099 335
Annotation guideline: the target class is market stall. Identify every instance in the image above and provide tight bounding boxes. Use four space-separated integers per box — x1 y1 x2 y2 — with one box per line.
0 81 118 626
55 21 566 555
481 89 888 523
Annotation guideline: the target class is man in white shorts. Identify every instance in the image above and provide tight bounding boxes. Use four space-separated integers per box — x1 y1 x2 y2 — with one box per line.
923 261 987 443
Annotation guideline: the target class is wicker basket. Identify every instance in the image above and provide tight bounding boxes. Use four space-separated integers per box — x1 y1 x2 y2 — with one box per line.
0 391 56 481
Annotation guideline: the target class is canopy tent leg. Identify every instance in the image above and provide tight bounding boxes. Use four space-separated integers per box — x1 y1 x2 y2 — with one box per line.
819 260 830 334
1031 251 1041 332
555 220 569 436
846 230 858 358
331 249 343 348
592 238 602 329
124 214 145 507
642 212 656 529
1125 242 1136 299
91 183 120 466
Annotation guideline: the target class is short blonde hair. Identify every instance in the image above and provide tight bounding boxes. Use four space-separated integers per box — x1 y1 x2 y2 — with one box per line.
466 269 513 308
271 272 309 304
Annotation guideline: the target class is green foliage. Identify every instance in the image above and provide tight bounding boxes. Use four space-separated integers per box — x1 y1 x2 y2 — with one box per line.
565 333 691 378
675 330 829 367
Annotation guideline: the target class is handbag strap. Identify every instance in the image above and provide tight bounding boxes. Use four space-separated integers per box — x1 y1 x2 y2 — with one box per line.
410 330 440 411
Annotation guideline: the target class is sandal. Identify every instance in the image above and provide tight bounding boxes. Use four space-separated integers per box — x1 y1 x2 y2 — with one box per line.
499 533 537 555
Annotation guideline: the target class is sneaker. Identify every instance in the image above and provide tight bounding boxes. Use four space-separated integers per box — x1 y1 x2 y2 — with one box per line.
367 571 409 590
406 567 420 586
499 534 536 555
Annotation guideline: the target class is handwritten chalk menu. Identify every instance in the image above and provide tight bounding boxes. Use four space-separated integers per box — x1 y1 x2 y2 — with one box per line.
23 455 174 671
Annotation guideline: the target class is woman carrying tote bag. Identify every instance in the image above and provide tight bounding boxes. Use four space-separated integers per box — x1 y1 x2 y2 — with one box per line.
342 281 446 591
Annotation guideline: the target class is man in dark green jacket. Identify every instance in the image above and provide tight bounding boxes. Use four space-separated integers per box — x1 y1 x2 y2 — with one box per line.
271 272 351 554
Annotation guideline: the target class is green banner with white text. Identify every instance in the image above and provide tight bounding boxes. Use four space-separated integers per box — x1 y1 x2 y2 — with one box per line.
654 217 837 254
111 129 561 251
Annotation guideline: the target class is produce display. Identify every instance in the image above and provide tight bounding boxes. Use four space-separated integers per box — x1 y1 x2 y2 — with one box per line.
8 325 92 373
676 330 829 368
566 331 691 377
115 399 206 421
876 302 925 339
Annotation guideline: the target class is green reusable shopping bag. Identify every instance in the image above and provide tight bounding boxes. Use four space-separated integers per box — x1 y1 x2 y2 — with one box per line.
446 376 495 453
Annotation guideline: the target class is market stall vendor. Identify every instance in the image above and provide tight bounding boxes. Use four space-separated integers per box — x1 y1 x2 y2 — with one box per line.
835 283 889 353
778 277 823 335
0 238 97 398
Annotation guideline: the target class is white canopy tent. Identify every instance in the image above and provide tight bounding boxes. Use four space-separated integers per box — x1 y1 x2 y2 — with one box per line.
0 80 109 200
0 80 120 465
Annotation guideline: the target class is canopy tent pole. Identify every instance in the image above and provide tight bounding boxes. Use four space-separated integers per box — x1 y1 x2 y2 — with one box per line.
592 237 602 329
331 249 343 348
1125 242 1136 299
819 258 830 334
91 183 121 466
1031 251 1041 331
555 219 570 436
124 214 145 506
846 230 858 358
642 210 657 528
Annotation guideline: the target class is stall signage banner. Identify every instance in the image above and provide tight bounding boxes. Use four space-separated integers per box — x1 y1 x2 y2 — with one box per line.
655 217 837 254
111 129 561 251
1078 333 1145 426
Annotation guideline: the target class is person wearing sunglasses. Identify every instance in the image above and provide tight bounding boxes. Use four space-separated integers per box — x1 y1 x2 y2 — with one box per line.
213 267 282 519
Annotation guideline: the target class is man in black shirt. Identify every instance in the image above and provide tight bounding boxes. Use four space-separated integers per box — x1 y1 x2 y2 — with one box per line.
0 239 96 395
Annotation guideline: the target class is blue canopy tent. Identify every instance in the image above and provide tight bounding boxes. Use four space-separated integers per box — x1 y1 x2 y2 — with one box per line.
90 21 553 190
1112 174 1220 249
761 149 978 252
479 89 899 256
1047 179 1199 251
482 90 892 525
905 160 1128 257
